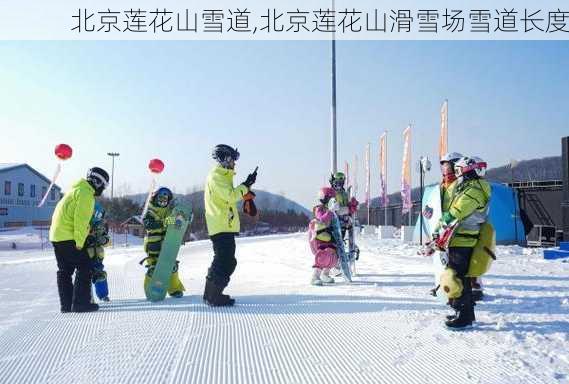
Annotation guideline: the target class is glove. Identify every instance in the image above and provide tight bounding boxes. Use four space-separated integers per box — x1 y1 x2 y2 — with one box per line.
164 216 176 226
348 197 359 215
242 191 258 217
328 198 340 213
434 225 456 251
242 172 257 188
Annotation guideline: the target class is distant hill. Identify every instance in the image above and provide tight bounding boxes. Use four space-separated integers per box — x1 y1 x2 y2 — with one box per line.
125 189 310 216
370 156 563 207
485 156 562 183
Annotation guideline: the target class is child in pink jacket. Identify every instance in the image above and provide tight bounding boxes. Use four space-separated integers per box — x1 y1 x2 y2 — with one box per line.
308 187 339 285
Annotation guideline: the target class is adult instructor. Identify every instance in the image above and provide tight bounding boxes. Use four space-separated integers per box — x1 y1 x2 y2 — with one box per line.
203 144 257 307
49 167 109 313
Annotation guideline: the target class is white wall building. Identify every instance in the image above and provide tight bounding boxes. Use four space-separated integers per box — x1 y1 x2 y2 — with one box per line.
0 163 62 228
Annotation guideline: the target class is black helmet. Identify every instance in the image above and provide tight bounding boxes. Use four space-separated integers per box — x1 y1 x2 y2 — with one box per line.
212 144 240 168
151 187 173 207
86 167 109 196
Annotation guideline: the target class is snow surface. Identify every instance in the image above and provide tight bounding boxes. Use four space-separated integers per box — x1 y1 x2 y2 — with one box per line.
0 232 568 384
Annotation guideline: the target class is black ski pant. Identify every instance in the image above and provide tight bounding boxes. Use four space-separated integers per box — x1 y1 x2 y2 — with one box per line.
447 247 474 310
53 240 92 310
207 233 237 289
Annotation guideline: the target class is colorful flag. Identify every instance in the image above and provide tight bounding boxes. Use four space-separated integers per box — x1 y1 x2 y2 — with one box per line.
379 132 389 207
439 100 448 160
401 126 412 215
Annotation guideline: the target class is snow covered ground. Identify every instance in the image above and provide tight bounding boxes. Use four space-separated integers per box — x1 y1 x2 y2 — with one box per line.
0 232 568 384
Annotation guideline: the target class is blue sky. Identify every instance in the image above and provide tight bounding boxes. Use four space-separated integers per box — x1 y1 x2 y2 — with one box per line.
0 41 567 208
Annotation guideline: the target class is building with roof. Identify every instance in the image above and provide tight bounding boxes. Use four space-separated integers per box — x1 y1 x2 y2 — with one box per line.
0 163 62 228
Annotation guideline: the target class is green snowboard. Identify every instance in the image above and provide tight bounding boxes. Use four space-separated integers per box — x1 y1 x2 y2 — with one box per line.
145 202 192 302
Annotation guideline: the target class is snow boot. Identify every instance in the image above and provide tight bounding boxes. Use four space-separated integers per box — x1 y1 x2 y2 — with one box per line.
446 310 459 321
311 268 323 286
320 268 335 284
72 303 100 313
330 267 343 277
472 289 484 302
203 279 235 307
471 278 484 302
445 304 474 329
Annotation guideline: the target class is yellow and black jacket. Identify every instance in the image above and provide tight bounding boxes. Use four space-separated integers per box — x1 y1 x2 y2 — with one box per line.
143 202 172 256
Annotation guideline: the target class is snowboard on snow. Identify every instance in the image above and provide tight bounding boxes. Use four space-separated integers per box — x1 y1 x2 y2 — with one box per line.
145 202 192 302
418 184 449 301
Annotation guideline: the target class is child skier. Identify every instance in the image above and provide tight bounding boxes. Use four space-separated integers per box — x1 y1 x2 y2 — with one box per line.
328 172 359 276
308 187 340 286
328 172 359 239
141 187 185 298
85 201 111 302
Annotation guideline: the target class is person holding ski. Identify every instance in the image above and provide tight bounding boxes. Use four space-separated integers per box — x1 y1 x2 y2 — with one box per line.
50 167 109 313
141 187 185 298
308 187 339 286
427 152 463 296
432 152 486 301
203 144 257 307
329 172 359 238
85 201 111 302
328 172 359 276
437 156 491 328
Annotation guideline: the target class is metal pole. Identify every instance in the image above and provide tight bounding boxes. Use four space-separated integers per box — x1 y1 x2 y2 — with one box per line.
384 132 388 226
330 0 337 174
107 152 120 199
420 162 424 245
511 162 518 245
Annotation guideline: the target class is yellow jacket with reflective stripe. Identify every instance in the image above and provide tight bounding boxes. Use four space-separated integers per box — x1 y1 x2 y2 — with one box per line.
448 179 492 248
49 179 95 249
143 202 171 255
204 166 248 236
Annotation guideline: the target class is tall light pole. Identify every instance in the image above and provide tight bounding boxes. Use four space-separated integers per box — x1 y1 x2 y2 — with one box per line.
107 152 120 199
330 0 337 174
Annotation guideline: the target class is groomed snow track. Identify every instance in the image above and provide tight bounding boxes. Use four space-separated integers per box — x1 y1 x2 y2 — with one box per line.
0 234 566 384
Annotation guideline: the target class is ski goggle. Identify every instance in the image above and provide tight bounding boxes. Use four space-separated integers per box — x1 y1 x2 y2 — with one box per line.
156 194 170 206
331 179 345 189
456 162 487 176
225 148 240 162
89 174 108 190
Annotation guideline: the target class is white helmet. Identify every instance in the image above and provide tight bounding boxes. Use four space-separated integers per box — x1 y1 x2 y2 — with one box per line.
440 152 463 165
471 156 488 177
454 156 487 179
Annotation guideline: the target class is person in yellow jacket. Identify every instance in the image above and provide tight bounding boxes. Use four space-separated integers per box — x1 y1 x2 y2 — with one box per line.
438 157 491 329
203 144 257 307
427 152 462 296
49 167 109 313
142 187 185 298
